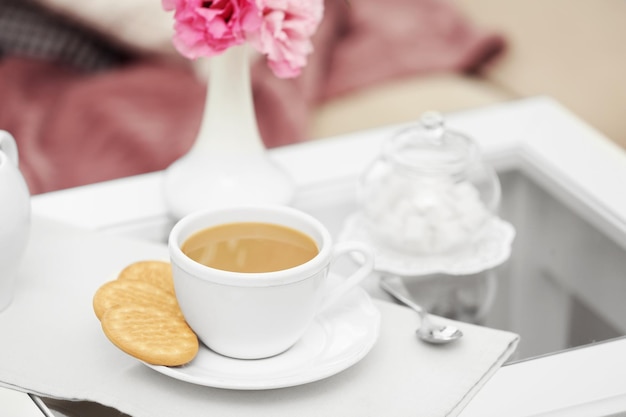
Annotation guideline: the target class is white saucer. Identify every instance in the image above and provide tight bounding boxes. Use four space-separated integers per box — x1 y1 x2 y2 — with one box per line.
145 275 380 390
339 213 516 276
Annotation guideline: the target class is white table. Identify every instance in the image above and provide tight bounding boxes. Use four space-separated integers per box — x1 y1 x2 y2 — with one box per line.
31 96 626 416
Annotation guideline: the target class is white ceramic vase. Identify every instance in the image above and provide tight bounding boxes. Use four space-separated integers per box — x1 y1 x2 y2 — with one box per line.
162 45 295 219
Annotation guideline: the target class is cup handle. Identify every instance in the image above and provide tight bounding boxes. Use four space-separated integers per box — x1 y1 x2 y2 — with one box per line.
0 131 19 167
319 241 375 312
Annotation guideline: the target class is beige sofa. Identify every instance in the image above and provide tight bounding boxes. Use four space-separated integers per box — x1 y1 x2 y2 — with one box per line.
4 0 624 196
32 0 626 151
30 0 626 149
312 0 626 150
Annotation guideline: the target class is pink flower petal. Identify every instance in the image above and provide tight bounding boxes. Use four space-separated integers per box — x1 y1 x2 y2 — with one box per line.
250 0 323 78
165 0 261 59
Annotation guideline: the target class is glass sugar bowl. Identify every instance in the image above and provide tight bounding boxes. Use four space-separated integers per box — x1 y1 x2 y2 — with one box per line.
358 112 501 255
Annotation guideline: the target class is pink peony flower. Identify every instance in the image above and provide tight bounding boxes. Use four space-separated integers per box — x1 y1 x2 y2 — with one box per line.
250 0 324 78
162 0 323 78
163 0 262 59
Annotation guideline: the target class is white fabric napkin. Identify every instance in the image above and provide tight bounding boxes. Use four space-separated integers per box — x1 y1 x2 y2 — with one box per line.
0 216 519 417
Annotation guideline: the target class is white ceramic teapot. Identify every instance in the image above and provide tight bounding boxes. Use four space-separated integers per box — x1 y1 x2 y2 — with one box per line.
0 130 31 312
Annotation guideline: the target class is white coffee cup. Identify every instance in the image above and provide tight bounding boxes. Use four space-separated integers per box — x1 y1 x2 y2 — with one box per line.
0 131 31 312
168 205 375 359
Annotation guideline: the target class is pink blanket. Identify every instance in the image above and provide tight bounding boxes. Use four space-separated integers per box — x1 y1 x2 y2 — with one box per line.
0 0 504 194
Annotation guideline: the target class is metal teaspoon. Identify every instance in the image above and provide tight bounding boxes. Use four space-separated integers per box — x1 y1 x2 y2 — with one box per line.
380 276 463 344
